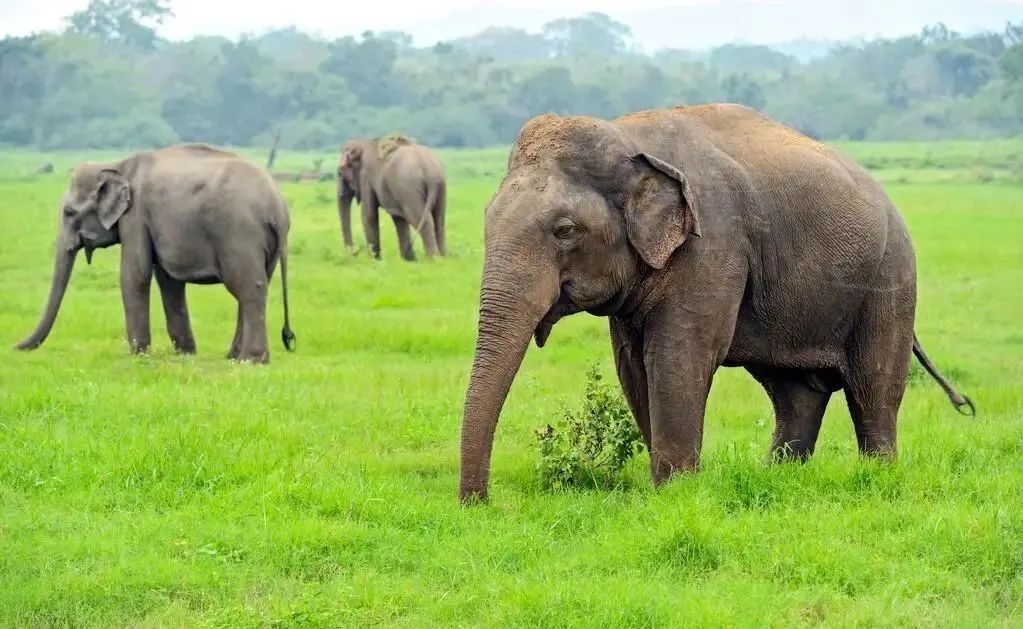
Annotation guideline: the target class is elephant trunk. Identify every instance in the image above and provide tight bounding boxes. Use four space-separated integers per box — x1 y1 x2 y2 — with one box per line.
16 241 78 350
459 256 559 503
337 178 355 251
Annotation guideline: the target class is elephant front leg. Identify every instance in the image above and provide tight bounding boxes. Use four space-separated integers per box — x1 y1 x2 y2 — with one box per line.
120 246 154 354
154 266 196 354
361 193 382 259
642 301 737 485
644 341 716 483
610 318 651 450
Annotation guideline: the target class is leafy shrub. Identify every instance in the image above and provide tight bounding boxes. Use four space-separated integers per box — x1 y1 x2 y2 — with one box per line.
535 365 643 490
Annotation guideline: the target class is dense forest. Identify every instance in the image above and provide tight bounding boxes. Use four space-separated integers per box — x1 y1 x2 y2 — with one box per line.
1 0 1021 150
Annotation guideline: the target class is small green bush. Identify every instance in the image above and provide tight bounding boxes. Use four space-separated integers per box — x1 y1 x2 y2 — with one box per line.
535 365 644 490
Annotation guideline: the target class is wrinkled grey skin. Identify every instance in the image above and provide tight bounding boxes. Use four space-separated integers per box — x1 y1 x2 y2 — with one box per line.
337 139 447 260
459 104 972 503
16 144 296 363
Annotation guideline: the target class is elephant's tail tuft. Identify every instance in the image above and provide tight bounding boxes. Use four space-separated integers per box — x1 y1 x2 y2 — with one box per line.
912 333 973 416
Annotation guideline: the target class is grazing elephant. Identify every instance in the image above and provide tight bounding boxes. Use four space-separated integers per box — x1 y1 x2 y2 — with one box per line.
337 135 447 260
15 144 296 363
459 104 973 502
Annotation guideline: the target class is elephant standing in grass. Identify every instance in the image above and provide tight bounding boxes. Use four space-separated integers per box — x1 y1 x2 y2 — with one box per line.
458 104 973 503
16 144 296 363
337 135 447 260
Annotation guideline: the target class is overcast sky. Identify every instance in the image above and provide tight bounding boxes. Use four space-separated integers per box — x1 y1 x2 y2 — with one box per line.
1 0 1020 50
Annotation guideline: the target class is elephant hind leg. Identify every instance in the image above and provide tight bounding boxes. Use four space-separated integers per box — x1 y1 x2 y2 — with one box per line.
391 214 416 261
227 303 242 360
843 325 913 458
415 211 441 258
433 185 447 256
222 253 270 364
747 366 832 461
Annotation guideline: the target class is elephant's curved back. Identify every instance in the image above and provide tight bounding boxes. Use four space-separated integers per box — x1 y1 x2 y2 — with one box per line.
390 145 445 185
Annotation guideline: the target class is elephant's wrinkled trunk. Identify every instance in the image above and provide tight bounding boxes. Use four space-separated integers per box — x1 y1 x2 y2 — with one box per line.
460 258 559 503
338 178 355 251
16 242 78 350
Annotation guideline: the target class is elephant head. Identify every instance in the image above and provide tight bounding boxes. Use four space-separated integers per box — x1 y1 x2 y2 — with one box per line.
337 141 367 252
459 114 701 502
16 164 131 350
338 142 364 198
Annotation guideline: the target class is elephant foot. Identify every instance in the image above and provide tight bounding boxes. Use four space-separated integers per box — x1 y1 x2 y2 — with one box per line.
651 453 699 486
232 351 269 365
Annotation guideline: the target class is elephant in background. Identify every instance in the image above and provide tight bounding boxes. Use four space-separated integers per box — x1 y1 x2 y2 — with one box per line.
16 144 296 363
337 135 447 260
458 104 973 503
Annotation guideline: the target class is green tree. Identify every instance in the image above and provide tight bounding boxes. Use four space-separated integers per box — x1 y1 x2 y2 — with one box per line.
0 36 46 145
452 27 551 61
33 34 176 148
510 66 577 115
999 44 1023 83
321 33 399 107
722 74 766 111
932 43 995 96
214 40 277 145
710 44 797 76
65 0 172 50
543 12 631 58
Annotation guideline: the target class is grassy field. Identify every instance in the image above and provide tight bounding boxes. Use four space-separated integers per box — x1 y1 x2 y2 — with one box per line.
0 139 1021 627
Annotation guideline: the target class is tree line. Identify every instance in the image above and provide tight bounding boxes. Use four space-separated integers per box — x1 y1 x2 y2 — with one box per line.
1 1 1021 150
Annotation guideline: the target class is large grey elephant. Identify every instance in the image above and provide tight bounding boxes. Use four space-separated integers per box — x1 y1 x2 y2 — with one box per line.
337 136 447 260
459 104 973 502
15 144 296 363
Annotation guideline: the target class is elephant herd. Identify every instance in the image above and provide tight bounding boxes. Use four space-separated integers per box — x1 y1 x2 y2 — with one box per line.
14 104 973 502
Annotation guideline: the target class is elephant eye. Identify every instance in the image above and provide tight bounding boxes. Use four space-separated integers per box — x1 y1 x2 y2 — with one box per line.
553 219 581 241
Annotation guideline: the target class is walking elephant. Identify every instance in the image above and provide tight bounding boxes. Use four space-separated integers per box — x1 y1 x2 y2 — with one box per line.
337 135 447 260
15 144 296 363
458 104 973 503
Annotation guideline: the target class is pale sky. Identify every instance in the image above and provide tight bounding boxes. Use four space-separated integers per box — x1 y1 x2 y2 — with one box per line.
1 0 1021 50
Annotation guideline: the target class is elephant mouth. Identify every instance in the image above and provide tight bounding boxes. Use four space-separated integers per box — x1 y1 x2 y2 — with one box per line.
533 288 583 348
534 300 575 348
533 286 628 348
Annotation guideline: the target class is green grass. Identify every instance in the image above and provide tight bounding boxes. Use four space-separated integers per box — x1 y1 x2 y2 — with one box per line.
1 140 1021 627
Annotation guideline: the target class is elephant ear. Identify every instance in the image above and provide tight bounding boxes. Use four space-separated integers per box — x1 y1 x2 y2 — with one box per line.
96 168 131 230
344 145 363 168
623 152 702 269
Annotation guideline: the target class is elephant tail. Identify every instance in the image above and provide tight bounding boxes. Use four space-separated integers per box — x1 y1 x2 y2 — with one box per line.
912 333 973 416
279 242 296 352
416 181 442 234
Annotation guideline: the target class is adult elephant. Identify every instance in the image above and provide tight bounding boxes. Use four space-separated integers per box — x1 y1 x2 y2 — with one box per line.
15 144 296 363
459 104 973 503
337 135 447 260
